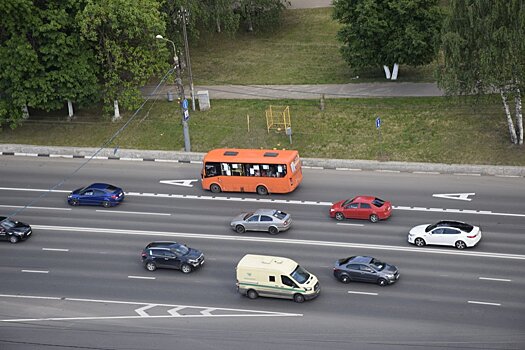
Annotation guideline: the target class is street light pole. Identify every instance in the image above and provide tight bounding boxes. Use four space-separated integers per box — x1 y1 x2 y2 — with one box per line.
180 7 195 112
155 34 191 152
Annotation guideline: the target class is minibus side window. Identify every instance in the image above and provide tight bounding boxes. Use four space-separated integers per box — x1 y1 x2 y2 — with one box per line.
281 275 298 288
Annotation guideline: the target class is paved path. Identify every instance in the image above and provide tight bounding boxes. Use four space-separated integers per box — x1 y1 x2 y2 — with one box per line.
142 82 444 100
288 0 333 9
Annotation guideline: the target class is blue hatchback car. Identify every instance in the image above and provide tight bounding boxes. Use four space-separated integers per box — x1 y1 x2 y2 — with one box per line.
67 183 124 207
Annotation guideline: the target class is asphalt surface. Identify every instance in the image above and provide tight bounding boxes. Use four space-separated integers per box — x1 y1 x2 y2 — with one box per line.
1 156 524 349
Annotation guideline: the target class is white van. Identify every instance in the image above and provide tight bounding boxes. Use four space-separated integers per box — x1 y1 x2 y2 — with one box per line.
236 254 320 303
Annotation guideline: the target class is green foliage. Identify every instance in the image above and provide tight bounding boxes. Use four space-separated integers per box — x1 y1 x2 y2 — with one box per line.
333 0 442 72
438 0 525 94
78 0 168 114
238 0 290 33
0 0 98 128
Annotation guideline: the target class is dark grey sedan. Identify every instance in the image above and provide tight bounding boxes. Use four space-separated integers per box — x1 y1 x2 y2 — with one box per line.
333 256 400 286
230 209 292 234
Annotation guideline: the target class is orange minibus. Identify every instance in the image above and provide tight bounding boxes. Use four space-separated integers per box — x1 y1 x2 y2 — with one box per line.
201 148 303 195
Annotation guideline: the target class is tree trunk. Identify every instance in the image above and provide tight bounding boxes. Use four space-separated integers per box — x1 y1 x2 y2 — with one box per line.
515 88 523 145
67 99 74 119
500 89 518 144
391 63 399 80
113 100 121 121
383 65 391 79
21 104 29 119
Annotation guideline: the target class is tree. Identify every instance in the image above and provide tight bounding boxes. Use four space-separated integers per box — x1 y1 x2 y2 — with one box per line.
437 0 525 144
200 0 240 34
333 0 442 79
237 0 289 33
0 0 98 129
78 0 167 118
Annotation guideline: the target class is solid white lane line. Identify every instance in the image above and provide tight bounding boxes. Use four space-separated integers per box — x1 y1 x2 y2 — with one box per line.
21 270 49 274
479 277 512 282
468 301 501 306
128 276 156 280
336 223 365 227
42 248 69 252
0 187 69 193
454 173 481 176
0 204 71 211
32 224 525 261
95 210 171 216
348 291 378 296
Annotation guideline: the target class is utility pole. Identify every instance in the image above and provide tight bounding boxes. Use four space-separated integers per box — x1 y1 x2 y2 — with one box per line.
180 7 195 112
156 35 191 152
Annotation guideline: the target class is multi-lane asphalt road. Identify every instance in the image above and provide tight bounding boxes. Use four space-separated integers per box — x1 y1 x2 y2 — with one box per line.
1 156 524 349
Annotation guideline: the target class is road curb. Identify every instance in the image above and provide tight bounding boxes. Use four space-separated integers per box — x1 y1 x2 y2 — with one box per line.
1 144 524 177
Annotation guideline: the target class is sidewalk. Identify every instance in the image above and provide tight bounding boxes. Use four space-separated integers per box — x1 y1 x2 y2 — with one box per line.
142 82 444 100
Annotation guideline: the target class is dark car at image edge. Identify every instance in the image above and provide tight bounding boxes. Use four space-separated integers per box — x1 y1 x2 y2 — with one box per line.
0 216 32 243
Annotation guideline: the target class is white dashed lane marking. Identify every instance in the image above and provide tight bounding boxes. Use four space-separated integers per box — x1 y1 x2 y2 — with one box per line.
348 291 378 296
479 277 512 282
468 301 501 306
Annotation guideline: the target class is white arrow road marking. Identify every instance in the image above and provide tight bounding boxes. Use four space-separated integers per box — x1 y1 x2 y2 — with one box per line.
0 294 302 322
135 304 156 316
200 308 215 316
168 306 185 316
160 179 198 187
432 193 475 201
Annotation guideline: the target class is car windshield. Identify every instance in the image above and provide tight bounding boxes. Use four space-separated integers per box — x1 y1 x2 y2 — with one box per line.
369 258 386 271
342 198 356 207
273 210 287 220
106 185 118 191
372 198 386 207
171 244 190 255
290 265 310 284
243 212 254 220
338 257 353 265
1 219 15 229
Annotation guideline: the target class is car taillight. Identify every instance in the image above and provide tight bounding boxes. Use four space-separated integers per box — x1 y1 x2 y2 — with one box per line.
141 253 147 258
467 234 477 238
111 195 117 199
284 220 289 225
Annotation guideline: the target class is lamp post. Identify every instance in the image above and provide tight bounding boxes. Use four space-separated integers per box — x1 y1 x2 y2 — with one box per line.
180 7 195 112
155 34 191 152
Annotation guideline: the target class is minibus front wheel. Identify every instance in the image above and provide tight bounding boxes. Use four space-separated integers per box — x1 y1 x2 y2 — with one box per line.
293 294 305 303
210 183 222 193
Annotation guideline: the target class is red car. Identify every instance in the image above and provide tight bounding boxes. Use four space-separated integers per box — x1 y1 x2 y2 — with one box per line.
330 196 392 223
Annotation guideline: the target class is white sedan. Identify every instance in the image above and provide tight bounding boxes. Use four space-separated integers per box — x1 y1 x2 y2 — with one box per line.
408 220 481 249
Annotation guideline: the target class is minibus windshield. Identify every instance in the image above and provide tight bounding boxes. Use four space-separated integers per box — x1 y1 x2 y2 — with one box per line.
290 265 310 284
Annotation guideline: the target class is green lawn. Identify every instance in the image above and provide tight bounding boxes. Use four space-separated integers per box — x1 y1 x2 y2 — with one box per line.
190 8 436 84
3 96 524 166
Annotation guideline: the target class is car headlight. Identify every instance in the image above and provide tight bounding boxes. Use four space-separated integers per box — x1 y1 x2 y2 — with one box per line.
304 287 312 291
330 208 335 212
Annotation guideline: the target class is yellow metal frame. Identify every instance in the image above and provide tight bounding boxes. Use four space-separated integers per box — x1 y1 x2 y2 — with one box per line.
266 105 291 133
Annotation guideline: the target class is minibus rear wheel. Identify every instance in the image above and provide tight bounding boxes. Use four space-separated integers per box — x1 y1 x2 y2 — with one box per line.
247 289 258 299
256 185 268 195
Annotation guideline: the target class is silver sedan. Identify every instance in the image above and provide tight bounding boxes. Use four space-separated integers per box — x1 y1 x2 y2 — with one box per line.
230 209 292 234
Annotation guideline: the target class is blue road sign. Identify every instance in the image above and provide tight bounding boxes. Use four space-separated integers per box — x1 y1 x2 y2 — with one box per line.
375 116 381 129
182 99 189 110
183 109 190 121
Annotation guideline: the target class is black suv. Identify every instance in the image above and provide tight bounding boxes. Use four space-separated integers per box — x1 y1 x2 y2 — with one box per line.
140 241 204 274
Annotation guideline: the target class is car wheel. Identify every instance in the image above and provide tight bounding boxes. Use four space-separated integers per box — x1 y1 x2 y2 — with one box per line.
247 289 258 299
293 294 305 303
181 263 193 274
335 212 345 221
414 238 426 247
210 183 221 193
268 226 279 235
377 278 388 286
9 235 19 244
369 214 379 223
70 199 79 206
339 274 351 284
455 240 467 250
235 225 246 234
102 200 111 208
145 262 157 271
256 185 268 195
